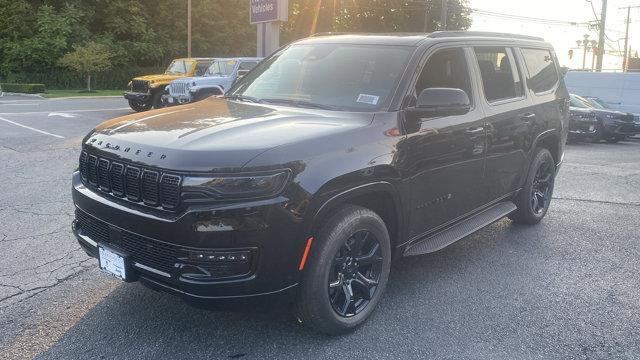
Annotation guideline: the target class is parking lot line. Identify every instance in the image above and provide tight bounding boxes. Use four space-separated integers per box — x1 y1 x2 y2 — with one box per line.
0 108 129 116
0 116 64 138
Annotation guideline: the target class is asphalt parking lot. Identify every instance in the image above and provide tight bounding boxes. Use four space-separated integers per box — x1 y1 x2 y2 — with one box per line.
0 95 639 359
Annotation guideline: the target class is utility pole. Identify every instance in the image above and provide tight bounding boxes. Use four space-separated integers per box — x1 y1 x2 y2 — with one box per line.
187 0 192 57
441 0 448 30
595 0 607 71
423 1 431 32
621 6 640 72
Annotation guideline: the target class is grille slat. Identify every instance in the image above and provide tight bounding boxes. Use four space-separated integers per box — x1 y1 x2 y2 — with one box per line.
125 167 141 202
97 159 110 191
79 151 181 210
79 152 88 180
109 163 125 197
141 170 160 206
87 155 98 185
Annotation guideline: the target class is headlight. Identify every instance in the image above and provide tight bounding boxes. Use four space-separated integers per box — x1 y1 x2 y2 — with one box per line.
182 171 290 201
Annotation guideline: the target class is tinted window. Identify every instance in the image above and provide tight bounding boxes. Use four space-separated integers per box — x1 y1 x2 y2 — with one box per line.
569 94 592 109
416 48 472 103
474 47 523 102
194 62 210 76
521 48 559 93
229 44 413 111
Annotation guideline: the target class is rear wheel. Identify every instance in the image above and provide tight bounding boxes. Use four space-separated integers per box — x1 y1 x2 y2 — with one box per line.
509 147 556 225
296 205 391 335
128 99 152 112
605 136 623 143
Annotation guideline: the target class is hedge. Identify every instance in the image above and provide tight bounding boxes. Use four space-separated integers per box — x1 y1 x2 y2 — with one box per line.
0 83 46 94
1 67 165 90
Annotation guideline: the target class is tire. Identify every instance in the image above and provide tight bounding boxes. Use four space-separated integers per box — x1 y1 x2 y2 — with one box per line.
128 99 152 112
605 136 622 143
152 91 165 109
509 147 556 225
296 205 391 335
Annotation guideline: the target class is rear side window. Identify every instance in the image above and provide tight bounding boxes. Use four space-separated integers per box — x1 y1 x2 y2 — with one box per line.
521 48 559 94
474 47 523 103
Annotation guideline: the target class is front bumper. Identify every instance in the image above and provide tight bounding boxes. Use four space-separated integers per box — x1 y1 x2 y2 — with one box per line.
165 94 193 105
71 171 304 300
601 121 637 137
124 91 150 102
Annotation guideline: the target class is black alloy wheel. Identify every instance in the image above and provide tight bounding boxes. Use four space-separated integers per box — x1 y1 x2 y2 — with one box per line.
296 205 391 335
328 230 383 317
509 147 556 225
530 159 554 216
128 99 152 112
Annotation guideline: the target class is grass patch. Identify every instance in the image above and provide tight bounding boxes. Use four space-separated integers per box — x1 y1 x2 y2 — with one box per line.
40 89 123 98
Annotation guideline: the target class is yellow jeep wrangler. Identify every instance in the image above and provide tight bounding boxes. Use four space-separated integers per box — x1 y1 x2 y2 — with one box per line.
124 58 214 112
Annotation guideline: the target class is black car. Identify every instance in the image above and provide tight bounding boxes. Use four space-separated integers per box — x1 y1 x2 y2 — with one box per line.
72 32 568 335
584 96 640 135
567 107 598 142
570 94 636 143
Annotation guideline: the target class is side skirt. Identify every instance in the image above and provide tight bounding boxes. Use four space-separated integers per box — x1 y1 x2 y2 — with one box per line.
403 201 517 256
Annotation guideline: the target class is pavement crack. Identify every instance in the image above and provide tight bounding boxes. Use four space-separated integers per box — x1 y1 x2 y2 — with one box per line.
552 196 640 207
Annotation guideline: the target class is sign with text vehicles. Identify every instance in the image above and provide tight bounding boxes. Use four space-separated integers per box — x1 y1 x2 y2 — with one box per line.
250 0 288 24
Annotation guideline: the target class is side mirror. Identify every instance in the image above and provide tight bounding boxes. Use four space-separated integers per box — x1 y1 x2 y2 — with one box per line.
408 88 471 118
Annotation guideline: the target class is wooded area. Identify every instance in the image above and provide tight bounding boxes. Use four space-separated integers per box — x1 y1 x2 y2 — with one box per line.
0 0 471 89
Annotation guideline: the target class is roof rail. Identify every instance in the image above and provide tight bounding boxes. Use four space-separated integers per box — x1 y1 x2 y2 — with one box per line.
428 31 544 41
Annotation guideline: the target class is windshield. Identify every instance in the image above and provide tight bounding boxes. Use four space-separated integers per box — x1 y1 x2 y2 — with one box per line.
586 97 611 110
165 60 194 75
206 60 237 76
570 95 592 109
228 43 413 111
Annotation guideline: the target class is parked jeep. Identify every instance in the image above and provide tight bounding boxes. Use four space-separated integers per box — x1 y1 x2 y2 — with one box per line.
124 58 214 112
165 57 262 106
570 94 636 142
73 32 568 335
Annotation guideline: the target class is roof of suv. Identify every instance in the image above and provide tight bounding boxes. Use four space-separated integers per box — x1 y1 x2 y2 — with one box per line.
298 31 547 47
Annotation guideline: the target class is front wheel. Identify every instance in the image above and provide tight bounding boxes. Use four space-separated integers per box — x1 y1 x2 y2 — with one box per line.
296 205 391 335
509 147 556 225
128 99 152 112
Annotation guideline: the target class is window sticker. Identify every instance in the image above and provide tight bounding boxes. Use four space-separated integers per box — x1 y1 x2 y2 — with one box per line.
357 94 379 105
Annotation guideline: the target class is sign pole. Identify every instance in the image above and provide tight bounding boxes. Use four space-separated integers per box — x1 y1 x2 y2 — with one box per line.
250 0 288 57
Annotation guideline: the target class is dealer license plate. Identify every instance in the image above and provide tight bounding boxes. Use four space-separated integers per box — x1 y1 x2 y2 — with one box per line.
168 97 174 104
589 125 595 131
99 246 127 281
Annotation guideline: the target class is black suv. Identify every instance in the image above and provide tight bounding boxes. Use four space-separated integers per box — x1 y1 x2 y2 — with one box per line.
72 32 568 335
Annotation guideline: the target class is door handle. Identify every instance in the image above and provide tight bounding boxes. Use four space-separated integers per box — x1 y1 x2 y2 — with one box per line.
520 113 536 123
465 127 485 135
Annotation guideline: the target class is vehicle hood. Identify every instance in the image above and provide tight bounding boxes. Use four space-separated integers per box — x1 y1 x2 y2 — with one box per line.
133 74 188 84
85 97 374 172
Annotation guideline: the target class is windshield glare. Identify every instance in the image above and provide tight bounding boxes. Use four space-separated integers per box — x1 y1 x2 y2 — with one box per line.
229 43 413 111
165 60 193 75
207 60 237 76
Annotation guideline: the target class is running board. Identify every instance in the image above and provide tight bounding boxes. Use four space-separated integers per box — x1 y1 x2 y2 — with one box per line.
403 201 517 256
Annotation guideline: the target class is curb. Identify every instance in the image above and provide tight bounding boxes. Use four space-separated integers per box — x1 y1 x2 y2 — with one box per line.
0 92 44 98
46 96 122 100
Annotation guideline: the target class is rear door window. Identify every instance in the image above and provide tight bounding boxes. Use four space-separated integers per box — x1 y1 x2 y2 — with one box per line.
474 47 524 103
521 48 559 94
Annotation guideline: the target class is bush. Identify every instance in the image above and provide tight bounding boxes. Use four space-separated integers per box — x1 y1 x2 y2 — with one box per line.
0 83 46 94
1 67 165 90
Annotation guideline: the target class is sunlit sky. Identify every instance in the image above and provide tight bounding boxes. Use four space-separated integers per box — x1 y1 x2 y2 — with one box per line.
469 0 640 70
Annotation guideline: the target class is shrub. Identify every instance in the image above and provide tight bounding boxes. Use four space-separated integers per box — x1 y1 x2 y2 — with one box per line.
0 83 46 94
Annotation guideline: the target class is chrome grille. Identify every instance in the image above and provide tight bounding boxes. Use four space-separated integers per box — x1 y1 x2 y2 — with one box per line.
79 150 181 211
169 82 189 96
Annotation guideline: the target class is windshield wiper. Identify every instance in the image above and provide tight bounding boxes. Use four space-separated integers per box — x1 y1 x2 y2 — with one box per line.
224 94 261 103
260 98 338 110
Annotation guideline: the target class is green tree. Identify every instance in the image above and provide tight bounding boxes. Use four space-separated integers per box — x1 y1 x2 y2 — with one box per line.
58 41 114 91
